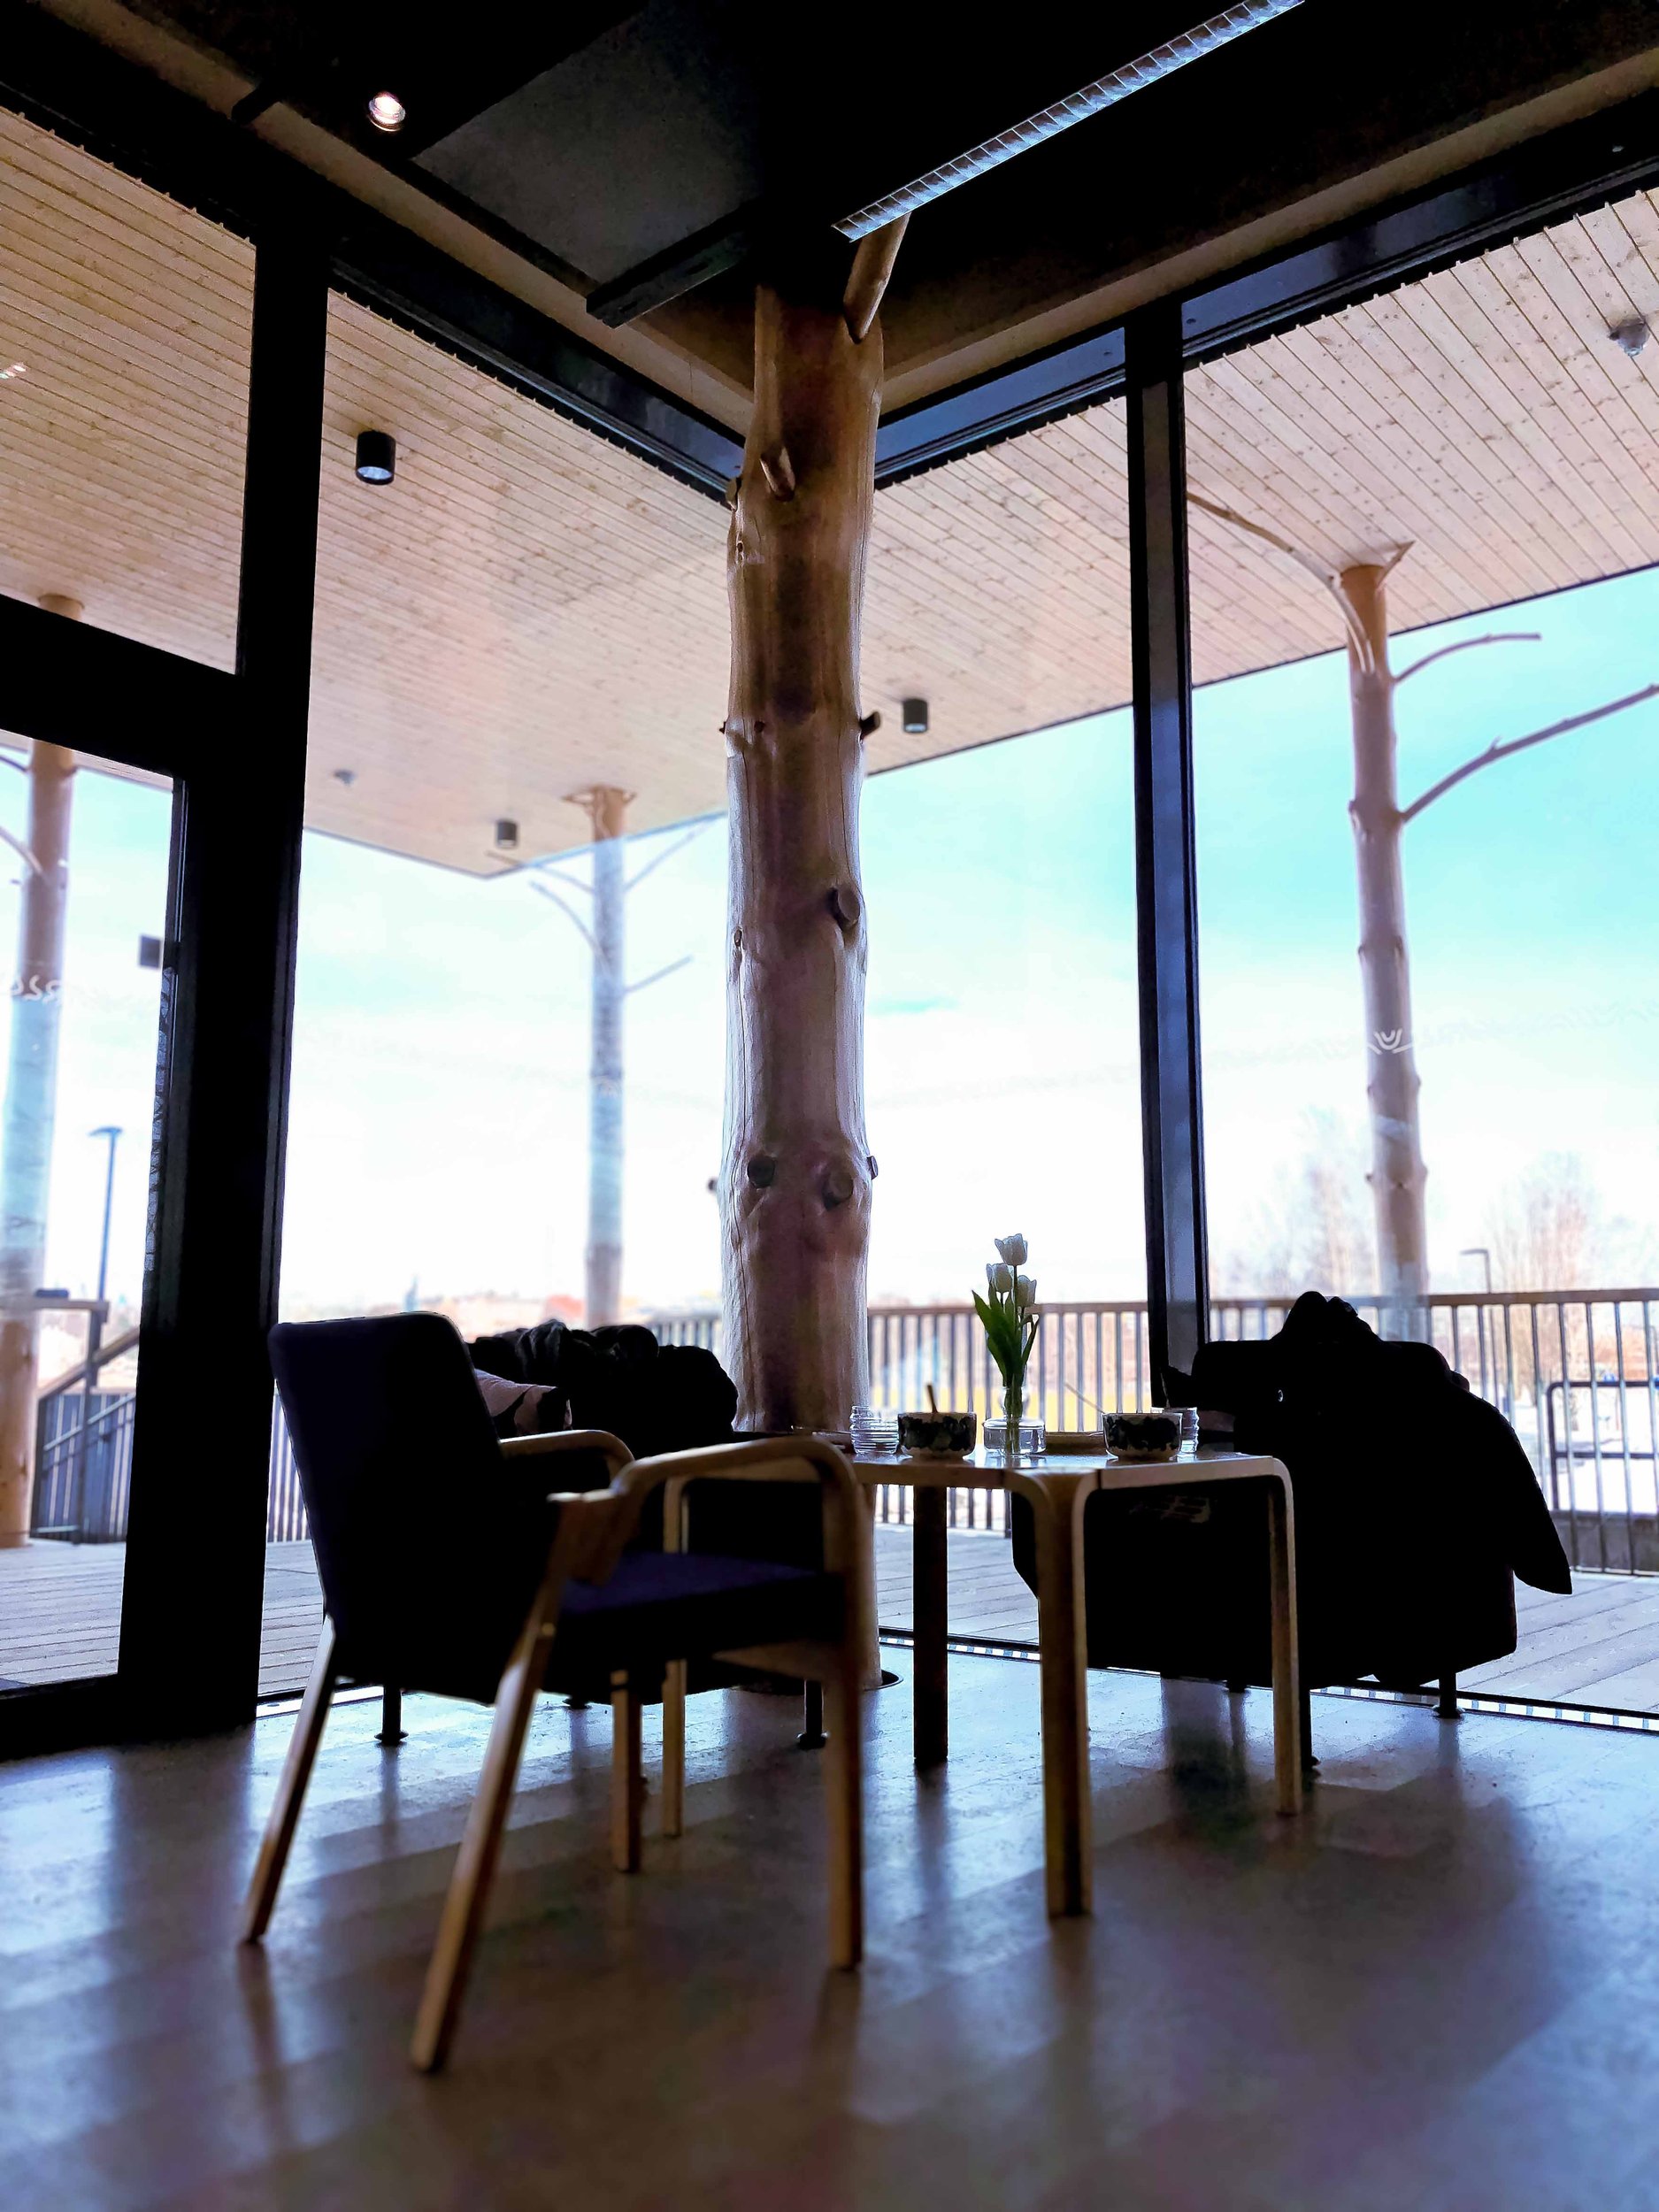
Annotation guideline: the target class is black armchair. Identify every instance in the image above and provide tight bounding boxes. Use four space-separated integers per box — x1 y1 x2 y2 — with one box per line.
242 1314 867 2071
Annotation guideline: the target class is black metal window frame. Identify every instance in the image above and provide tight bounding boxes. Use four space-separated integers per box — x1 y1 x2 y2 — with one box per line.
0 222 327 1757
4 5 1659 1745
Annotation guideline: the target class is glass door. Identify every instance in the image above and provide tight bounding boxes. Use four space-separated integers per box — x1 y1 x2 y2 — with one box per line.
0 739 173 1690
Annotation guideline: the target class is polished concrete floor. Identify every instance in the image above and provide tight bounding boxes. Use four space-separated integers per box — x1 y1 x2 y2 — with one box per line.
6 1654 1659 2209
12 1528 1659 1711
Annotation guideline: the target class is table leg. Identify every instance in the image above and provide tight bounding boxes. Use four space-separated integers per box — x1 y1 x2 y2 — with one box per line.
1020 1474 1092 1916
912 1485 949 1767
1267 1477 1303 1816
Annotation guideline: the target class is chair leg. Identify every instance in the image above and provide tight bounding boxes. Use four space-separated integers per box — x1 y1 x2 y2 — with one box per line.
611 1673 643 1874
822 1645 864 1970
1436 1671 1460 1720
411 1629 548 2072
797 1679 826 1750
662 1660 687 1839
242 1622 338 1943
377 1684 407 1746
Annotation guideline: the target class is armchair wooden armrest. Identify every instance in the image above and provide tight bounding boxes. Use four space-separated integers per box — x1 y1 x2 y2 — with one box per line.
498 1426 632 1472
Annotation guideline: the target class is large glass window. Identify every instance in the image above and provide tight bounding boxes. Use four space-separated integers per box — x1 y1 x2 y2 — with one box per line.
858 402 1141 1642
263 296 733 1694
0 109 251 666
0 744 172 1687
0 111 247 1709
262 339 1142 1679
1187 186 1659 1704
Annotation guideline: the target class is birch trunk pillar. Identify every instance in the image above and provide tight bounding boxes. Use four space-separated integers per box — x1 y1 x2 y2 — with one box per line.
574 785 629 1328
1344 562 1429 1329
0 603 79 1544
721 274 887 1432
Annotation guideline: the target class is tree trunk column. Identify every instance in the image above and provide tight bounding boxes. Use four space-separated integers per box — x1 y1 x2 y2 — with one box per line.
723 282 883 1432
0 729 76 1546
577 785 629 1328
1344 562 1429 1328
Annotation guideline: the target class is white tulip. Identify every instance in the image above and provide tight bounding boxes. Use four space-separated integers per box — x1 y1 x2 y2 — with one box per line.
995 1233 1028 1265
1015 1275 1037 1310
987 1262 1013 1293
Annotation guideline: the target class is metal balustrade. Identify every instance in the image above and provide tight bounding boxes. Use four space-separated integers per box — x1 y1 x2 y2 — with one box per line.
30 1290 1659 1571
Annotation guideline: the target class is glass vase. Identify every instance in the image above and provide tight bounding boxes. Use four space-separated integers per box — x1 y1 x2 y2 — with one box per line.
1002 1385 1023 1466
986 1382 1045 1463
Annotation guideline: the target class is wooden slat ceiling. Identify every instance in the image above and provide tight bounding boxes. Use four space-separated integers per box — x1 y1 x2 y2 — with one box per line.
4 106 1659 872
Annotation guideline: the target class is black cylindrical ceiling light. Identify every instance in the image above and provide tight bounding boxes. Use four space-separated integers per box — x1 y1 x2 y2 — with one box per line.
355 429 396 484
902 696 929 734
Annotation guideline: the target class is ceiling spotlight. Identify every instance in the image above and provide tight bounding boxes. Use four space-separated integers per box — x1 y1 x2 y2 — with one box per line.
495 818 520 851
902 696 930 735
332 767 357 787
0 363 26 380
355 429 396 484
1610 316 1650 358
366 90 406 134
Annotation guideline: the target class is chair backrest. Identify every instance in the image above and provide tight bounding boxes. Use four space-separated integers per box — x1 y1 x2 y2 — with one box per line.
269 1313 551 1702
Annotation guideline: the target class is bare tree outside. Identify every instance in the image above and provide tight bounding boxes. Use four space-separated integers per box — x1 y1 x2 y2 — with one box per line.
1214 1110 1373 1301
1192 492 1658 1320
1486 1153 1604 1294
530 800 710 1327
0 593 81 1547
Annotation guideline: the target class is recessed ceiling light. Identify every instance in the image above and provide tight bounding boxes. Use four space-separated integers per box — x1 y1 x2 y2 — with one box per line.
355 429 396 484
0 363 26 380
366 90 406 134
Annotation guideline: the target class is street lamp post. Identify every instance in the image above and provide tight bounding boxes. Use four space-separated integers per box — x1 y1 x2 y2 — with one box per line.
90 1125 120 1306
1460 1245 1494 1295
71 1126 121 1540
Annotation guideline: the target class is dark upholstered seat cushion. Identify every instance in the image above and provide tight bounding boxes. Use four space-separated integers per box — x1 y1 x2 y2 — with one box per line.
542 1551 841 1695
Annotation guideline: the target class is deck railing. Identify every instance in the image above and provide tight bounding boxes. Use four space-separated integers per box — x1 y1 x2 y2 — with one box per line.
32 1290 1659 1571
657 1292 1659 1571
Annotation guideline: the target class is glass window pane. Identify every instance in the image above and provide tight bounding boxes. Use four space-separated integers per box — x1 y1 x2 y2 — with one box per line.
0 743 172 1686
263 297 733 1697
1189 185 1659 1708
0 109 251 667
860 399 1140 1638
265 321 1141 1686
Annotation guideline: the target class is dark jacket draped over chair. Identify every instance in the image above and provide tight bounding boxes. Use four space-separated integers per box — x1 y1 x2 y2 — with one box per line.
469 1318 738 1460
1016 1293 1572 1691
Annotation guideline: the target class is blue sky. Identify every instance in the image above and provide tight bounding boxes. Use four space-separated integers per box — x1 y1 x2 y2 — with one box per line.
7 561 1658 1316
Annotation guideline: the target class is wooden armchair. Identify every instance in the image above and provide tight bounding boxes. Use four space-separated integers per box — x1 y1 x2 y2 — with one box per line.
242 1314 866 2072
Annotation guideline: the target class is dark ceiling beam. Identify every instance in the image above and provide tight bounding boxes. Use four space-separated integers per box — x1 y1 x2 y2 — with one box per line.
874 81 1659 486
0 0 741 496
0 595 230 779
183 3 640 164
878 0 1659 386
585 204 772 328
8 1 1659 502
578 6 1259 327
1180 86 1659 365
334 219 743 491
875 328 1127 483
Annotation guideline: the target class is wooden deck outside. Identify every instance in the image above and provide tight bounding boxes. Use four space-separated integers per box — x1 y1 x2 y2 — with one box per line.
7 1526 1659 1711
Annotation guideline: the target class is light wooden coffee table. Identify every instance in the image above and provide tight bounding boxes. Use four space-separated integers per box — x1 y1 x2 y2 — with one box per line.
848 1446 1302 1916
